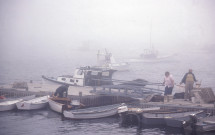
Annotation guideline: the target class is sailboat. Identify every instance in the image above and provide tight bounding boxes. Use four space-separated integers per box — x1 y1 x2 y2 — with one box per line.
140 21 159 59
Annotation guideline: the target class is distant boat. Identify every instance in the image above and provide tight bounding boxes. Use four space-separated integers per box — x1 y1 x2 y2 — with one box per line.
0 95 36 111
140 46 158 59
42 66 116 87
127 51 177 63
16 95 49 110
97 49 129 71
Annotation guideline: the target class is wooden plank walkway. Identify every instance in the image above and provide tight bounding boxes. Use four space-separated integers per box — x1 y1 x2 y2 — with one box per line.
137 100 215 115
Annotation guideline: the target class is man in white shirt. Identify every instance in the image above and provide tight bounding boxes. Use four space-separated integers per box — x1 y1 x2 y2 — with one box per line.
163 71 174 95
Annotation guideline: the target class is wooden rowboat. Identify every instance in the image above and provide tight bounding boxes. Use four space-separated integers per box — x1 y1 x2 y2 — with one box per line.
48 96 128 119
48 97 71 113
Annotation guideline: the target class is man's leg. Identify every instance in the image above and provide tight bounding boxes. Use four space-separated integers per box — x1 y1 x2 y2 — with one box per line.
169 87 173 95
185 84 189 100
188 82 194 101
164 86 168 95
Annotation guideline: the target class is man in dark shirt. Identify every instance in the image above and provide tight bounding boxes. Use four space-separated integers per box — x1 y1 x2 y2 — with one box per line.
54 84 69 98
180 69 197 101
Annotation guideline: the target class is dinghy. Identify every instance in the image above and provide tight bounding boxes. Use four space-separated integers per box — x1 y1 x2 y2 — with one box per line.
63 103 128 119
48 96 128 119
16 95 49 110
48 97 71 113
0 95 35 111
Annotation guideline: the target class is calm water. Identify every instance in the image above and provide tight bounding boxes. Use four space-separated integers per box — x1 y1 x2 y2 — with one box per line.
0 49 215 135
0 109 178 135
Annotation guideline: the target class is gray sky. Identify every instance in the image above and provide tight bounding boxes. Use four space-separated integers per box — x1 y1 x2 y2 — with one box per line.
0 0 215 58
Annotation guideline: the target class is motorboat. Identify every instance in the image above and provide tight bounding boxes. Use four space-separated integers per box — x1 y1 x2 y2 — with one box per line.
42 66 116 86
142 109 204 126
165 110 206 128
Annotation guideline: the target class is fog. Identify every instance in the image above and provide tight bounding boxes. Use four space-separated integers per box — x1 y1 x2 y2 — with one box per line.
0 0 215 59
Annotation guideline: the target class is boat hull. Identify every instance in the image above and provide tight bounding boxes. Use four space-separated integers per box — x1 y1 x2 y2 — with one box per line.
48 98 64 113
142 110 204 126
0 100 21 111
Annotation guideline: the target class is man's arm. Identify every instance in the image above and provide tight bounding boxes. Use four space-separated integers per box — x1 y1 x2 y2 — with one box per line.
170 76 174 87
192 73 197 82
180 73 187 84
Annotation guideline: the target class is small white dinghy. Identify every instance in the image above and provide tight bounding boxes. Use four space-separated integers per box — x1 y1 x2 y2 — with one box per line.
48 97 71 113
0 95 36 111
63 103 128 119
16 95 49 110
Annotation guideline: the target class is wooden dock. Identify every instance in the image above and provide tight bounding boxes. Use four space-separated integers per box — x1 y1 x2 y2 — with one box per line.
1 81 215 113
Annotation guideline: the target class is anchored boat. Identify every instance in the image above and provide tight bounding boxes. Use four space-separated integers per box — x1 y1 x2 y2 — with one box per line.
0 95 36 111
42 66 116 86
48 96 128 119
48 97 71 113
165 110 206 128
16 95 49 110
63 103 128 119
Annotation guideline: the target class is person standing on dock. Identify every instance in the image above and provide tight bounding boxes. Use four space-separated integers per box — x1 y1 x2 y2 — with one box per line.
180 69 197 101
54 84 69 98
163 71 174 96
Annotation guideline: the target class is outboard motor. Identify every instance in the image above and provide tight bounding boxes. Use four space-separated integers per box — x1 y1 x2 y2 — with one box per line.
182 114 198 133
189 114 198 124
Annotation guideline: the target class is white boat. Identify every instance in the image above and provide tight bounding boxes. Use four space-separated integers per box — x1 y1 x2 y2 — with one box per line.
63 103 128 119
0 95 36 111
42 66 116 86
16 95 49 110
48 97 71 113
97 49 129 71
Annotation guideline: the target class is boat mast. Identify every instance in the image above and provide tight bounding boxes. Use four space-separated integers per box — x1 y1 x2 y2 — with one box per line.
149 20 153 50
